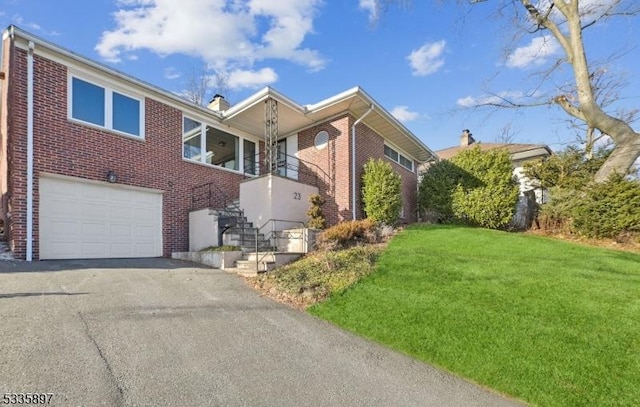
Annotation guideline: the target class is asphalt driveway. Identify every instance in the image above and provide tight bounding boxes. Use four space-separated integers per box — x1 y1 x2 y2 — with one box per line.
0 258 524 406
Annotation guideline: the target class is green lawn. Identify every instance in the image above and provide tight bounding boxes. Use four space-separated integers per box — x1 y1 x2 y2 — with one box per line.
309 225 640 406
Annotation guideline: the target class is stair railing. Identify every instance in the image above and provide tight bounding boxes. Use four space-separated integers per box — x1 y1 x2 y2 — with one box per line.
191 181 242 215
244 152 331 189
254 218 306 271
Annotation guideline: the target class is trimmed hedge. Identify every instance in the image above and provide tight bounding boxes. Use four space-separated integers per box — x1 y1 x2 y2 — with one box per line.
362 158 402 225
419 145 520 229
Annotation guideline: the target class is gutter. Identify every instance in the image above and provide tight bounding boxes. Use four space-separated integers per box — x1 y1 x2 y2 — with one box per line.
26 40 34 261
351 105 374 220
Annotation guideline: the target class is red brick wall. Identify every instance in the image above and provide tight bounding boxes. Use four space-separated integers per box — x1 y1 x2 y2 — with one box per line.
353 121 418 223
0 36 13 237
7 49 244 260
298 114 418 226
298 115 352 226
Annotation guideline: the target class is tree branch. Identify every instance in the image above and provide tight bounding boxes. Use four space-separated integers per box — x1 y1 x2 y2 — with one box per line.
553 95 586 121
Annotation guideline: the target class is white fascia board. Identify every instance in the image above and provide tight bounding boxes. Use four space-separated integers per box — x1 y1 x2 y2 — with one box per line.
6 25 224 122
511 147 552 162
221 86 307 121
304 86 361 111
307 86 437 163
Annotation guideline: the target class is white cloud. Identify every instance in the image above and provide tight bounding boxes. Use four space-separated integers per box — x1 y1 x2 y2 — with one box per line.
407 40 446 76
391 106 419 122
359 0 378 22
456 91 527 107
506 35 560 69
95 0 325 74
12 15 60 36
228 67 278 90
536 0 619 23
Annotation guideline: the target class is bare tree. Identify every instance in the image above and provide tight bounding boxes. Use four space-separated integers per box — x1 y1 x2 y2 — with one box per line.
495 122 517 143
182 65 211 106
373 0 640 182
182 66 233 107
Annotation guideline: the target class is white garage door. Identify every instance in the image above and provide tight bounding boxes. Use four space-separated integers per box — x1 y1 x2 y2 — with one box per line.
40 177 163 259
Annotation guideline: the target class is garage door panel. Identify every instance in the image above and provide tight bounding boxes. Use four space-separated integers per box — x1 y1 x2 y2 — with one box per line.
136 225 157 239
111 224 133 239
40 177 163 259
42 199 80 218
82 183 108 200
47 241 82 257
82 242 108 258
47 220 81 236
82 223 106 238
111 243 133 257
82 202 109 220
135 243 156 257
110 205 135 221
134 207 158 223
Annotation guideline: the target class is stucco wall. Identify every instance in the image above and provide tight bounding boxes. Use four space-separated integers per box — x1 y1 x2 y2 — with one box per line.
240 174 318 230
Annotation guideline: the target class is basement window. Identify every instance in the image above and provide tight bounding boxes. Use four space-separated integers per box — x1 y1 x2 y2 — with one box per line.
69 76 144 138
384 144 414 172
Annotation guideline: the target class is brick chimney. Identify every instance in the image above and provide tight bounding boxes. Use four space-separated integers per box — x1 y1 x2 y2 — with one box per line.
460 129 475 146
208 94 230 112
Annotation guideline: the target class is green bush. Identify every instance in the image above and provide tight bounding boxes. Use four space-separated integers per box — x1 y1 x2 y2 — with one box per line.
526 146 638 241
307 194 327 229
418 146 520 229
200 245 240 252
361 158 402 225
572 174 640 240
417 160 464 222
523 145 609 190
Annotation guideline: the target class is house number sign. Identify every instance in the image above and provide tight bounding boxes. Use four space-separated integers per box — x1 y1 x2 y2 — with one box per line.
293 192 301 200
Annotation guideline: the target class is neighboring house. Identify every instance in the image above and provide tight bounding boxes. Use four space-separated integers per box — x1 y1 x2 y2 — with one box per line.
0 26 437 261
435 130 552 202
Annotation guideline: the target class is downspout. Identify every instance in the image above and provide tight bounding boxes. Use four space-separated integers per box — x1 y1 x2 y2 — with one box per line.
26 40 34 261
351 105 374 220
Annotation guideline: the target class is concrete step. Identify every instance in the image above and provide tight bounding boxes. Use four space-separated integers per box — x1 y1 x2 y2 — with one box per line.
243 252 302 264
235 260 276 272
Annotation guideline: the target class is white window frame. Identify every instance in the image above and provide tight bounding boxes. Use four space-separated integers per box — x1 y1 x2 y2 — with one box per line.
182 115 258 175
384 143 414 172
68 73 145 139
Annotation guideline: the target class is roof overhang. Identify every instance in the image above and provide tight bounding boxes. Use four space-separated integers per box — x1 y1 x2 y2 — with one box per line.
222 87 437 163
5 25 436 163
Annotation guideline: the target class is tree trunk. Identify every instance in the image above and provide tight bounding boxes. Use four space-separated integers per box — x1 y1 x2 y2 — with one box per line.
594 131 640 182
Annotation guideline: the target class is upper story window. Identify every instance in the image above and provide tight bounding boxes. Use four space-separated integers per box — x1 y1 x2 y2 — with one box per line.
183 116 256 174
384 144 414 172
69 76 144 138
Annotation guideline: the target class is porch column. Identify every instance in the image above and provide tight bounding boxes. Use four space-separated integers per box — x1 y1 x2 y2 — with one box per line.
264 97 278 174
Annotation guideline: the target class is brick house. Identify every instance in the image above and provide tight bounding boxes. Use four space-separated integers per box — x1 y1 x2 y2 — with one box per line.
0 26 436 261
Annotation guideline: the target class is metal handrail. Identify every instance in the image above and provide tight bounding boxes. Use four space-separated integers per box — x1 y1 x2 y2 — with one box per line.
254 218 306 271
191 181 242 214
244 152 331 188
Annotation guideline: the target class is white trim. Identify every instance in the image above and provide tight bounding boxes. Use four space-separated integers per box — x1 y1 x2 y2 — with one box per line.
384 143 414 172
314 131 329 150
9 26 224 125
182 114 257 174
26 40 34 262
286 134 299 180
352 105 375 220
40 172 165 194
181 157 250 177
68 73 145 139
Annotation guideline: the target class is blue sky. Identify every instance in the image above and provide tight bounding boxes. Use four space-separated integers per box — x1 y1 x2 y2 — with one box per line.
1 0 638 152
